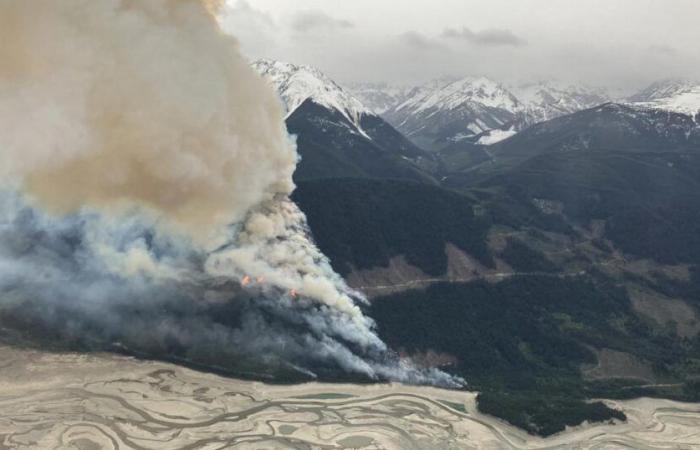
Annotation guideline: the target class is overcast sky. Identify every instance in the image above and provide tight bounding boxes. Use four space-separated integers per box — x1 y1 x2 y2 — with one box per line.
221 0 700 90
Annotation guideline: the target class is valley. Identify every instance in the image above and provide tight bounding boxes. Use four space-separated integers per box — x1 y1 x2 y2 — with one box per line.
2 2 700 448
268 63 700 435
2 61 695 439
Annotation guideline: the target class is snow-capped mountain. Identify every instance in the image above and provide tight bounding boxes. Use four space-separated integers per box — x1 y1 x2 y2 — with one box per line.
252 59 372 133
384 76 525 150
380 76 613 149
628 79 700 116
511 81 610 124
402 76 521 113
252 59 436 183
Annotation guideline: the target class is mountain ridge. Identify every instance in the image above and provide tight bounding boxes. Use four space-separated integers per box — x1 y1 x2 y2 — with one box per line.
378 76 613 149
253 59 437 183
252 59 373 139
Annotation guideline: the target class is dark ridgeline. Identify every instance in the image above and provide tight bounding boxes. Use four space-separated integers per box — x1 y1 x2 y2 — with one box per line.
286 99 437 184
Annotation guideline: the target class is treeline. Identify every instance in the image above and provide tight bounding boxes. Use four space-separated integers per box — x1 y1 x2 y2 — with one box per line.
477 392 625 436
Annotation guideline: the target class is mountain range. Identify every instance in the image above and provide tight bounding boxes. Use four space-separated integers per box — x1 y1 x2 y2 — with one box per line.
255 58 700 188
256 58 700 155
352 78 613 149
253 58 700 436
353 76 700 150
252 59 437 183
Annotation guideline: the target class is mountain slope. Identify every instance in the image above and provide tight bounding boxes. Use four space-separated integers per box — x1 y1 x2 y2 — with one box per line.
383 77 612 150
385 76 524 150
512 81 611 124
628 79 700 116
291 103 700 436
445 103 700 264
253 59 371 127
346 82 412 115
292 178 492 276
488 102 700 164
253 59 436 182
440 102 699 174
286 100 436 183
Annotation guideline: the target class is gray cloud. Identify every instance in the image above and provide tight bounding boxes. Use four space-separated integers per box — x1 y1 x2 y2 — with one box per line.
220 1 279 57
290 11 354 33
398 31 444 50
442 27 526 46
648 44 677 56
230 0 275 24
223 0 700 90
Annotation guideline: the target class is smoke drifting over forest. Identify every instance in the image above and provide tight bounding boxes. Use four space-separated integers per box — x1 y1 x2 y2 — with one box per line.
0 0 458 386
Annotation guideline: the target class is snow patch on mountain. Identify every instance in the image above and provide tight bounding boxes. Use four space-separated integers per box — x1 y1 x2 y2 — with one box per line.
477 127 518 145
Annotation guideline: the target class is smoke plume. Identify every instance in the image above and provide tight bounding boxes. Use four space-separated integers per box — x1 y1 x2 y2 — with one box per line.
0 0 459 386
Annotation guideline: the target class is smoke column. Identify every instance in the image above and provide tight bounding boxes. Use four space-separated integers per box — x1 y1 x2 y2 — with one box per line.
0 0 459 386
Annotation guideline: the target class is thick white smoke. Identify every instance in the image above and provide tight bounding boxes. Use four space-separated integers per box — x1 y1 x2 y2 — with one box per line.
0 0 460 386
0 0 297 242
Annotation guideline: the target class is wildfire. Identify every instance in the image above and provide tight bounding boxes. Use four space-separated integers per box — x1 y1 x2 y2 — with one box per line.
240 274 297 299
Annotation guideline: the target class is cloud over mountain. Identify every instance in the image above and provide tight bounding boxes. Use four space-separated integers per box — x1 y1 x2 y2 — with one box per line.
290 10 354 33
442 27 526 46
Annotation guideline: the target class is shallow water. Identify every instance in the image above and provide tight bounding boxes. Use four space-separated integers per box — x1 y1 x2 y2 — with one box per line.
0 346 698 449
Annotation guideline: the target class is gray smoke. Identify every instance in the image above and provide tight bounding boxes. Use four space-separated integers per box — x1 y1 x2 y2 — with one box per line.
0 0 460 387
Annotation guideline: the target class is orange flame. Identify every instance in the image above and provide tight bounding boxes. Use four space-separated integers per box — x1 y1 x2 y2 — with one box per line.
241 275 251 287
289 289 298 298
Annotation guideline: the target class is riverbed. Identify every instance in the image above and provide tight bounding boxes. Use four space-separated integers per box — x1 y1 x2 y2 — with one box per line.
0 346 698 449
